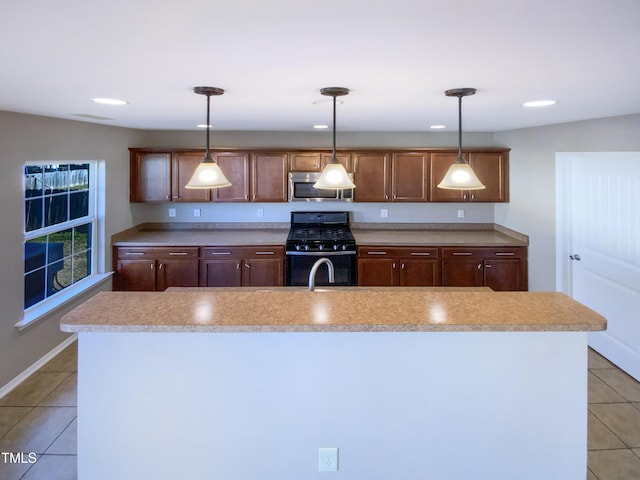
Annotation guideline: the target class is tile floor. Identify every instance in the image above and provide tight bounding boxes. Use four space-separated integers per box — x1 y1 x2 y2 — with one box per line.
0 343 639 479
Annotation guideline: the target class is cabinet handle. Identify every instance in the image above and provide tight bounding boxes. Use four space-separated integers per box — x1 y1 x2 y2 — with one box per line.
410 252 431 256
401 263 405 269
367 251 387 255
169 252 189 256
486 264 492 268
245 263 251 268
477 264 482 269
255 251 275 255
209 252 232 255
124 252 145 256
452 252 472 256
236 263 241 269
159 263 164 270
463 194 468 200
392 263 396 269
471 194 475 200
172 195 179 199
151 264 154 270
495 252 515 256
385 194 389 200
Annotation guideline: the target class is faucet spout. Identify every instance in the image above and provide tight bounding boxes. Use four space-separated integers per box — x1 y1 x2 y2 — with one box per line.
308 258 335 291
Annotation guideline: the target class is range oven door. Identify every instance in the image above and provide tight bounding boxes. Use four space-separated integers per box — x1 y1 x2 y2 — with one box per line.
285 251 356 286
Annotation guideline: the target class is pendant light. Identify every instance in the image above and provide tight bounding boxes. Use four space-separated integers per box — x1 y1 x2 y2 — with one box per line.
185 86 231 189
313 87 356 190
437 88 485 190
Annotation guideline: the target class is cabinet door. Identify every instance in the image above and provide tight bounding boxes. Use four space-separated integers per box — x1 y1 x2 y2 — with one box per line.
290 152 322 172
399 259 441 286
353 153 390 202
441 258 484 287
172 152 211 202
156 260 199 291
251 153 288 202
130 152 171 202
114 260 156 291
243 258 284 286
429 152 466 202
199 259 242 287
391 153 429 202
213 152 250 202
468 152 508 202
358 258 397 286
484 259 526 291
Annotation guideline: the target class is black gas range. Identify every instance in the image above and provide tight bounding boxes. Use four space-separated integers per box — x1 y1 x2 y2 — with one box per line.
285 212 357 286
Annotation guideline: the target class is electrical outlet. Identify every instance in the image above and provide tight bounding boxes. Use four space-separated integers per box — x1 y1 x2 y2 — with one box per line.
193 208 201 217
380 208 389 218
257 208 264 217
168 208 176 218
457 209 465 218
318 447 338 472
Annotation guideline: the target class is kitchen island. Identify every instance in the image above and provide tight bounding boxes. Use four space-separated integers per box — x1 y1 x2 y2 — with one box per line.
61 287 605 480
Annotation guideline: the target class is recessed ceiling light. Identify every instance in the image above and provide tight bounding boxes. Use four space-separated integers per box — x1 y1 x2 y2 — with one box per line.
523 100 556 107
197 124 212 128
313 124 329 129
92 97 129 105
430 125 446 129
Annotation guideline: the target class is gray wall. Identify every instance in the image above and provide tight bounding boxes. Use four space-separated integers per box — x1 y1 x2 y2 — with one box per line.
0 111 142 388
495 113 640 291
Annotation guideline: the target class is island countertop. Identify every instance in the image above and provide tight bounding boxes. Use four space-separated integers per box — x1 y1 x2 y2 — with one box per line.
60 288 605 333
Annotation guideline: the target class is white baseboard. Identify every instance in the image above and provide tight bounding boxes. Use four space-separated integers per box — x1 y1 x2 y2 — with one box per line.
0 334 78 399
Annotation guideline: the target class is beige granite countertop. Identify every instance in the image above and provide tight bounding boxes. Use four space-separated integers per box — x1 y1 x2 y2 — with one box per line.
60 288 605 333
111 223 528 247
112 227 290 246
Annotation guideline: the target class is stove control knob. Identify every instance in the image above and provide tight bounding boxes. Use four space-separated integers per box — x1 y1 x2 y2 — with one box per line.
333 244 339 251
318 244 324 251
304 244 310 251
342 244 348 251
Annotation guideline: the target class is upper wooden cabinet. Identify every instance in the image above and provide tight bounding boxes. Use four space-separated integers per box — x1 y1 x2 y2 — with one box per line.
289 152 351 172
353 152 390 201
213 152 250 202
130 148 509 203
251 152 288 202
430 151 508 202
130 151 171 202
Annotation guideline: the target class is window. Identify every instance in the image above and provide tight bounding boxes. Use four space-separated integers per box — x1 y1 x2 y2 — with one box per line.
24 163 97 310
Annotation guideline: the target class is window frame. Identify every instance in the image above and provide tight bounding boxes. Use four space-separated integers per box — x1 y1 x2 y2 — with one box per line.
18 160 110 329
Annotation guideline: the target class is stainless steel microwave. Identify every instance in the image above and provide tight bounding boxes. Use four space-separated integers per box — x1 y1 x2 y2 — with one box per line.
288 172 354 202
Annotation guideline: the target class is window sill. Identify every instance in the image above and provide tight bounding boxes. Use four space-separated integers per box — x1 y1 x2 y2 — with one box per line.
16 273 113 330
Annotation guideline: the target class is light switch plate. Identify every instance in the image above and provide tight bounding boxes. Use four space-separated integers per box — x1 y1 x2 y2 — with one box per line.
168 208 176 218
380 208 389 218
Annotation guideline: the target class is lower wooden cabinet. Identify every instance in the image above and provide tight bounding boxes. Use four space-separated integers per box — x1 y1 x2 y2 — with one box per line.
441 247 527 291
199 246 285 287
113 247 199 291
358 247 441 287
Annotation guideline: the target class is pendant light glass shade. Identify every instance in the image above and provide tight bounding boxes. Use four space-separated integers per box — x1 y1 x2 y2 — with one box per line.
437 157 485 190
185 155 232 189
185 86 232 189
314 87 355 190
437 88 485 190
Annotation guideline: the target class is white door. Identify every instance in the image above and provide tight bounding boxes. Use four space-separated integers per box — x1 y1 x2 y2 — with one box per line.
567 152 640 380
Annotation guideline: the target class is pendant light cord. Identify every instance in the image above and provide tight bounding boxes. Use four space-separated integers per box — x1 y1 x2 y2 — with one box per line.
457 95 463 160
332 94 337 160
205 94 211 159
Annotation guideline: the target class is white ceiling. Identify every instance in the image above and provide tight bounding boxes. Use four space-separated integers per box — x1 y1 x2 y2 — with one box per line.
2 0 639 132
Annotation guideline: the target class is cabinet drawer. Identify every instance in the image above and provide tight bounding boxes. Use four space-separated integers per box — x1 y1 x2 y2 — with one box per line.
441 247 525 259
397 247 439 258
201 246 285 258
115 247 199 259
358 247 398 257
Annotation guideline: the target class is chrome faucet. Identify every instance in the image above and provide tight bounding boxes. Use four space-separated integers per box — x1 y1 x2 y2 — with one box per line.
308 258 335 291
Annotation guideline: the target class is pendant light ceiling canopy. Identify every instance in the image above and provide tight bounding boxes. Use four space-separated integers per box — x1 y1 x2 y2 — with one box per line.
185 86 232 189
313 87 356 190
437 87 485 190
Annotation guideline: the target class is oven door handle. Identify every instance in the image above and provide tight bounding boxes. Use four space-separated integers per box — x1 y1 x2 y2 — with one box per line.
286 251 356 256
